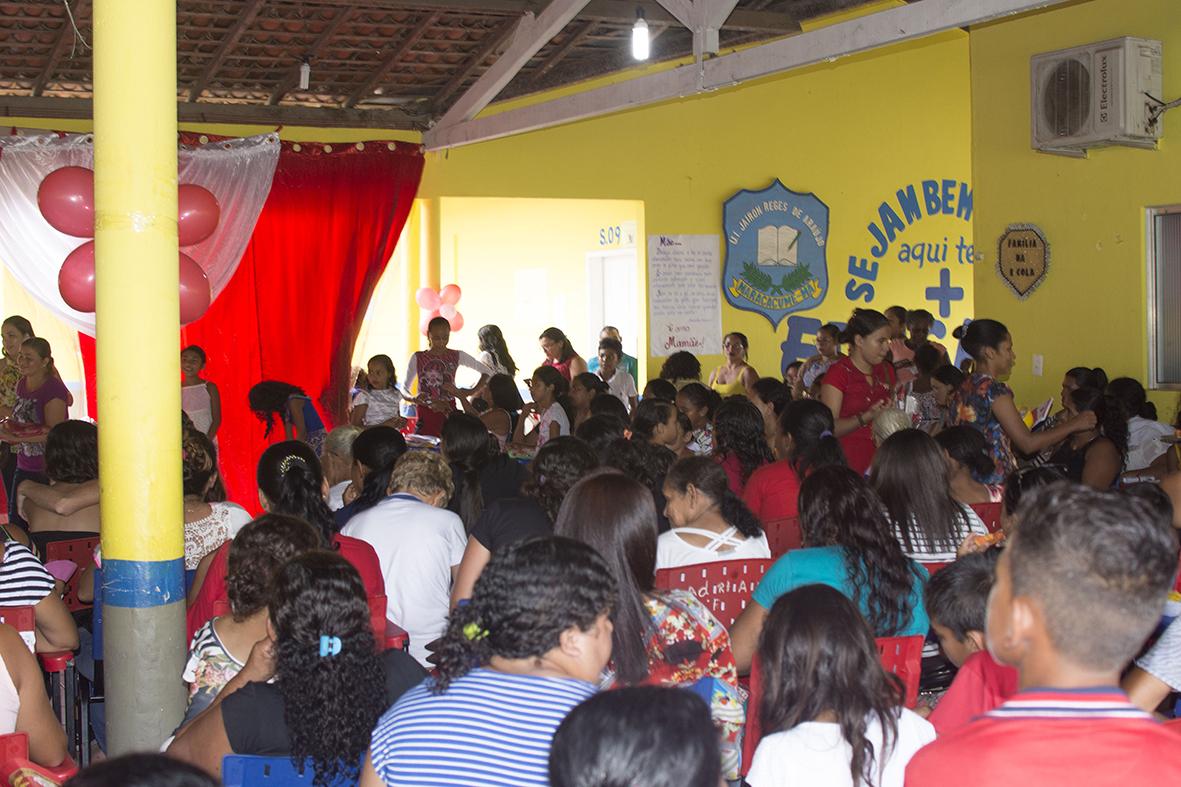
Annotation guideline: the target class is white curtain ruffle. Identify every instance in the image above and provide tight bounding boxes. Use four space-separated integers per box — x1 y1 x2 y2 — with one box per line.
0 132 280 335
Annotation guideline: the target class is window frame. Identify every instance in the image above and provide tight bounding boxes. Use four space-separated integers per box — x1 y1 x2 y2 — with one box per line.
1147 204 1181 391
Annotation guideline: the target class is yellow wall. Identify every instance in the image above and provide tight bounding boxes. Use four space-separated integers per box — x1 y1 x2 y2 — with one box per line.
417 19 975 381
970 0 1181 416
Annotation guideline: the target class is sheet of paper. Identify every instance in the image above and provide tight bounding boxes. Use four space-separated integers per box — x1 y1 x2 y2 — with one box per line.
647 234 723 358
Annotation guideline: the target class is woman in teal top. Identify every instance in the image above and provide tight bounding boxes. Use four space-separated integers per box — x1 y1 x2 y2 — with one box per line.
731 465 928 672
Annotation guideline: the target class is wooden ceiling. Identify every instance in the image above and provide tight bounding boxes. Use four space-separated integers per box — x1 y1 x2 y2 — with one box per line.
0 0 880 130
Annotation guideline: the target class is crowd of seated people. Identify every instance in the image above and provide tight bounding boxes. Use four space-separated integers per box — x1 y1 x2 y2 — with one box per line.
1 310 1181 786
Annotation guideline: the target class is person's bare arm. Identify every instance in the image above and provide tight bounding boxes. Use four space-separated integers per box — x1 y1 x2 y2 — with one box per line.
740 364 759 392
32 591 78 652
350 403 369 428
19 479 99 516
359 751 383 787
1080 439 1121 490
287 399 307 442
992 393 1094 455
569 357 588 377
729 601 768 675
820 384 887 438
1123 666 1174 715
2 624 67 767
207 382 221 440
450 538 492 609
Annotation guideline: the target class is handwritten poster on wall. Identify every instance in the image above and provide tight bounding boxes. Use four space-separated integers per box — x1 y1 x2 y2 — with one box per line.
648 234 723 357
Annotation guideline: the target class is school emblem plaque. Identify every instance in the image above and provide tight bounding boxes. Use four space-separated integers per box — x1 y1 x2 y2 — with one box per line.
722 180 830 329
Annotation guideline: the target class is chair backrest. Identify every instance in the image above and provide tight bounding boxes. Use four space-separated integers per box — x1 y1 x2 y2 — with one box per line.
761 517 801 557
653 558 773 629
43 535 101 612
222 754 357 786
920 561 952 576
969 502 1003 533
740 634 925 777
0 732 78 784
0 606 36 652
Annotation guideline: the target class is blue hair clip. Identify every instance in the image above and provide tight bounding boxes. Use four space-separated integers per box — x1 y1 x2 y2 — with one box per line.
819 429 833 439
319 635 342 657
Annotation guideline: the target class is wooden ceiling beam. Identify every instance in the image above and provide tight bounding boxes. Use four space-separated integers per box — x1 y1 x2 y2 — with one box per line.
0 95 423 130
269 6 355 105
186 0 268 102
32 0 90 97
344 11 441 108
527 19 596 85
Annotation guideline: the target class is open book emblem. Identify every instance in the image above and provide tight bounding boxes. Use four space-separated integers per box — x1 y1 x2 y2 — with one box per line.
723 179 829 329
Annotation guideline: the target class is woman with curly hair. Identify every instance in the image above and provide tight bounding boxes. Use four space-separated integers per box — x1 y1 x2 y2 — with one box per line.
554 471 745 780
729 465 929 673
171 551 425 784
712 396 774 493
247 380 327 455
178 429 252 571
362 537 614 787
676 383 720 456
179 514 321 725
659 350 702 390
601 436 676 533
449 437 598 606
658 456 769 569
748 584 934 787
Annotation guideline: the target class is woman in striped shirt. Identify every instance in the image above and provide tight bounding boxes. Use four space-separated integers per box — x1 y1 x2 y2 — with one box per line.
0 538 77 652
361 537 615 787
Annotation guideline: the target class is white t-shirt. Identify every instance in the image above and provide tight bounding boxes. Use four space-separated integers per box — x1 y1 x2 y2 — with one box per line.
341 493 467 667
655 526 771 570
747 708 935 787
327 480 350 511
600 369 638 411
1126 416 1173 472
352 387 402 426
536 402 570 448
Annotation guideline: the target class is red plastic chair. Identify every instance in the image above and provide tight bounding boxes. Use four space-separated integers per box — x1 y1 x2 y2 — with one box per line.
0 732 77 785
0 607 77 767
740 634 925 776
43 535 101 612
762 517 800 557
921 561 952 575
654 559 773 629
970 502 1003 533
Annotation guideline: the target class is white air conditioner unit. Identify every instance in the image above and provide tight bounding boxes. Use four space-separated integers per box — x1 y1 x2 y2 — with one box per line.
1031 36 1162 157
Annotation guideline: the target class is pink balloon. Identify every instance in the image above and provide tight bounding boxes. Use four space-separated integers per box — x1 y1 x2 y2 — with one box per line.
177 184 221 247
440 284 462 305
38 167 95 238
448 311 464 332
420 309 441 336
439 304 457 320
58 241 96 312
179 252 212 324
415 287 441 310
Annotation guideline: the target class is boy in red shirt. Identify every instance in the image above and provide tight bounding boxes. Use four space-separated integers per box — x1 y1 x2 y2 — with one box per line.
924 551 1019 734
906 482 1181 786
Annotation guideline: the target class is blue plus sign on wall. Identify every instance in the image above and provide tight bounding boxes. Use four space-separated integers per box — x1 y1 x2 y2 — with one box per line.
926 268 964 318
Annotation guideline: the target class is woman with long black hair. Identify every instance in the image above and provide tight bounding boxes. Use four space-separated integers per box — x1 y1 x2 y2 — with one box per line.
657 456 769 569
1047 386 1127 489
441 411 526 533
712 396 775 493
333 426 407 528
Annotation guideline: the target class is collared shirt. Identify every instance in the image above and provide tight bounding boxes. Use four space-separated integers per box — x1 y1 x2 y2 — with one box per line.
906 687 1181 786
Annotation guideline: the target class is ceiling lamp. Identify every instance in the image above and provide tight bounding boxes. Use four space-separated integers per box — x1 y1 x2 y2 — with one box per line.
299 58 311 90
631 9 649 61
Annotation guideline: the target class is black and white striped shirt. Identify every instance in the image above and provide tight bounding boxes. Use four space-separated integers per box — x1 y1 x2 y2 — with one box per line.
0 540 54 607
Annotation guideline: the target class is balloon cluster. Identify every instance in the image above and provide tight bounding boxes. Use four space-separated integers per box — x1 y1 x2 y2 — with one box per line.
38 167 221 324
415 284 464 335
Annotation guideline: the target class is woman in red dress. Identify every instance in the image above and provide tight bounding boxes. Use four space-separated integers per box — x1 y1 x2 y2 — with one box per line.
820 309 896 474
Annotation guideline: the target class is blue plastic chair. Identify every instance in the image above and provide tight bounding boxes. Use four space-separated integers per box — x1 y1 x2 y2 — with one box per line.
222 755 358 786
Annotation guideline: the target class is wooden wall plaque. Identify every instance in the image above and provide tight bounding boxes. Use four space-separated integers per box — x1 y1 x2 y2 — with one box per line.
997 224 1049 299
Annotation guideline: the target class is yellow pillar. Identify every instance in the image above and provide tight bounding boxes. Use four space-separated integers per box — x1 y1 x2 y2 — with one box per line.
93 0 186 751
418 197 441 297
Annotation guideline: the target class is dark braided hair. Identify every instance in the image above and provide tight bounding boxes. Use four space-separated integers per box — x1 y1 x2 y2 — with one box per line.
349 426 408 515
257 441 336 543
799 466 920 636
665 456 763 538
434 537 616 693
225 514 320 621
270 551 386 786
712 397 774 484
45 420 98 484
521 437 599 522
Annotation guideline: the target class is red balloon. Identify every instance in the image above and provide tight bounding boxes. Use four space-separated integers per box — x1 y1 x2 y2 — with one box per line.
419 309 440 336
38 167 95 238
179 252 211 324
415 287 441 310
177 184 220 247
58 241 96 312
440 284 462 305
448 311 464 332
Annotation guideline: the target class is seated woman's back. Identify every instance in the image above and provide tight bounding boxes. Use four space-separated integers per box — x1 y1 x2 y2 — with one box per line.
25 421 101 534
0 623 67 767
657 456 770 569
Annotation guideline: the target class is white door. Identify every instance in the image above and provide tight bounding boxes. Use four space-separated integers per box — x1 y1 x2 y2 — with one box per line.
585 249 639 360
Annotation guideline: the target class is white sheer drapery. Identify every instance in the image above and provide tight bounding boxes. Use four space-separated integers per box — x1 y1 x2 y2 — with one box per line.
0 132 280 335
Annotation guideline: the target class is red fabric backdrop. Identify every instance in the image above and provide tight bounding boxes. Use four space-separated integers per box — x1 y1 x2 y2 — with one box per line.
81 138 424 510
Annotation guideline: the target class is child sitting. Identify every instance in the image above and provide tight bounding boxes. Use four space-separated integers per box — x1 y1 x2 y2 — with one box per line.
906 482 1181 784
595 338 638 412
923 551 1017 734
747 584 935 787
350 354 406 429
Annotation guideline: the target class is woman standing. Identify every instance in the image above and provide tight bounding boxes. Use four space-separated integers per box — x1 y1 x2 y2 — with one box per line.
0 317 34 500
709 332 759 397
0 338 69 527
477 324 518 378
247 380 327 455
793 323 842 400
819 310 895 474
539 327 588 381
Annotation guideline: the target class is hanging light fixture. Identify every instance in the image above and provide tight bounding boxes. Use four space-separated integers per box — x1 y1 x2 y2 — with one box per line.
631 8 649 61
298 58 311 90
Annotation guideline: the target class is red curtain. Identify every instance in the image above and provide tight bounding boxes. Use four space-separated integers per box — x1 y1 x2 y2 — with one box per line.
81 138 424 510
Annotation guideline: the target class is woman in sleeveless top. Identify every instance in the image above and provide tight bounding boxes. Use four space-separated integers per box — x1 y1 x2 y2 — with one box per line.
708 332 758 397
405 317 492 438
0 623 67 767
1047 386 1125 489
181 345 220 440
538 327 587 382
655 456 769 569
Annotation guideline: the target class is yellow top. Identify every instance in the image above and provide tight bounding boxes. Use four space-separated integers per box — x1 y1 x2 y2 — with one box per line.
711 374 747 397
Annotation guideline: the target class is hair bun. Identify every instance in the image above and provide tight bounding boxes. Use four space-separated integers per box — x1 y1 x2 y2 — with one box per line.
952 325 967 340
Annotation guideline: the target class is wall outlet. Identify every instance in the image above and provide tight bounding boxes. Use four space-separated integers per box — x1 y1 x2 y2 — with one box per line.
1032 354 1044 377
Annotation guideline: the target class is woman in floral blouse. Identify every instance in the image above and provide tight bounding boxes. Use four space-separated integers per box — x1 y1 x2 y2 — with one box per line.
555 471 744 780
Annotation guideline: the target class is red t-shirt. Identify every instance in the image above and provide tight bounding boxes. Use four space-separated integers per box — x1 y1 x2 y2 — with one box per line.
823 356 895 474
714 452 746 496
927 650 1019 735
742 460 802 524
907 688 1181 787
186 533 385 640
